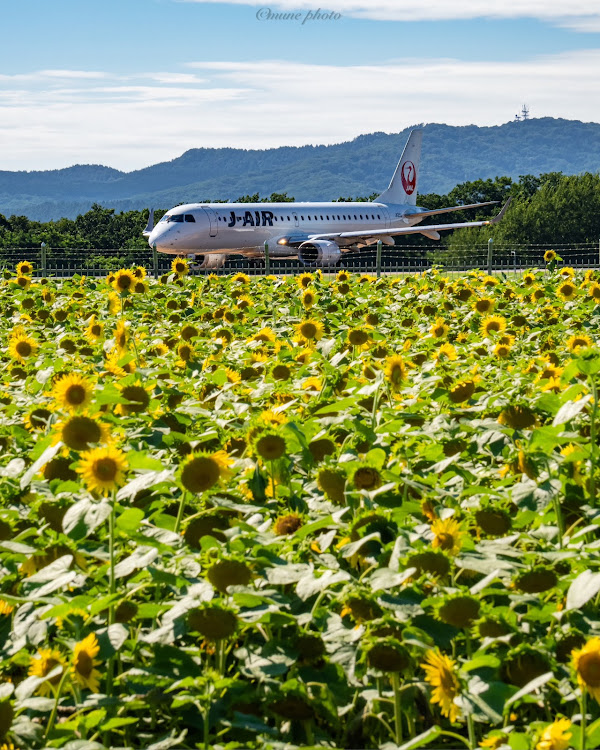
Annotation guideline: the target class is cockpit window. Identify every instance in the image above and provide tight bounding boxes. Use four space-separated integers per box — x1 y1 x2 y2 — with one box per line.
164 214 184 222
184 214 195 223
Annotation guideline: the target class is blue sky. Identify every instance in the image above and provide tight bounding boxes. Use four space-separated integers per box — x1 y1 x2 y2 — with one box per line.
1 0 599 170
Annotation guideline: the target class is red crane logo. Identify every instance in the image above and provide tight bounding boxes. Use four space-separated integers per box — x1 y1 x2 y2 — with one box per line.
401 160 416 195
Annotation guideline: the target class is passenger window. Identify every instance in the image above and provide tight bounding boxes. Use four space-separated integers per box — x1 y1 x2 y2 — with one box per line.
377 214 381 219
287 216 290 221
320 215 323 220
354 215 357 220
301 216 304 220
326 215 329 220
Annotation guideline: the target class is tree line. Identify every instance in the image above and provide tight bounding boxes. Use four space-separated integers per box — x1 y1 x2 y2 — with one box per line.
0 174 598 253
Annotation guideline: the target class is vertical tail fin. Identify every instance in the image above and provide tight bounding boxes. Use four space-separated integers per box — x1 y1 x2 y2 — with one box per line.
376 129 423 206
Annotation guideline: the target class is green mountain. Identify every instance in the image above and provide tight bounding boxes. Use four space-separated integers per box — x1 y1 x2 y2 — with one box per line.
1 118 599 221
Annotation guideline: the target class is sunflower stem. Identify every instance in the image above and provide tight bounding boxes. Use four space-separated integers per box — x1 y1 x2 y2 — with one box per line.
553 495 564 548
590 378 598 506
174 490 188 535
106 491 117 704
44 665 70 741
467 711 477 750
392 671 403 745
581 689 587 750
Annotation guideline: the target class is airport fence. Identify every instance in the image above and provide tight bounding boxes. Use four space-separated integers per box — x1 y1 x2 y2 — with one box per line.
1 240 599 278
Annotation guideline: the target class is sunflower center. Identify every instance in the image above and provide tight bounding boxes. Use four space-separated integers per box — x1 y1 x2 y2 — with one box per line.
75 650 93 678
117 276 132 290
65 384 86 405
579 652 600 687
91 325 102 336
301 323 317 339
15 340 32 357
436 533 455 550
94 458 118 482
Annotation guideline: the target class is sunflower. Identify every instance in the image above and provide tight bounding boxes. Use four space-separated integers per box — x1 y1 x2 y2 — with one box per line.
133 281 148 294
77 445 128 495
421 649 461 722
352 466 382 492
557 280 577 302
431 517 463 556
251 327 276 344
474 297 494 314
448 378 477 403
296 318 324 343
253 430 287 461
171 257 189 277
316 466 346 504
188 606 238 640
180 450 231 494
494 343 511 358
572 637 600 703
0 599 14 617
430 318 449 338
273 513 303 535
544 249 557 263
348 327 370 347
384 354 406 391
434 342 457 361
301 289 316 308
436 594 480 629
297 272 314 288
114 320 128 353
15 275 31 289
72 633 101 693
52 373 94 412
115 384 152 415
28 648 66 697
522 272 536 287
16 260 33 276
536 718 572 750
112 269 136 293
24 407 52 432
133 265 146 279
480 315 506 337
588 283 600 303
8 331 38 362
180 325 199 341
232 272 249 285
566 333 592 352
85 316 104 342
58 415 109 451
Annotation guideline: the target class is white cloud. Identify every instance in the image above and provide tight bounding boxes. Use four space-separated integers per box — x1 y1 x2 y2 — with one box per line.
179 0 600 28
0 51 598 170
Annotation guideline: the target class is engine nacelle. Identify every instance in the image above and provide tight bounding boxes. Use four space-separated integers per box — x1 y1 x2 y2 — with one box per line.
192 254 227 269
297 240 342 268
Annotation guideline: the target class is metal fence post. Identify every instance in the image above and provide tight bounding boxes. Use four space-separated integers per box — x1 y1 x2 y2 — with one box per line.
40 242 47 278
264 241 270 275
376 240 382 278
487 238 493 275
152 244 158 279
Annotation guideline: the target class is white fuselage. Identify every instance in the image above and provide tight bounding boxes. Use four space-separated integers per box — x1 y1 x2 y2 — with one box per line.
147 201 426 256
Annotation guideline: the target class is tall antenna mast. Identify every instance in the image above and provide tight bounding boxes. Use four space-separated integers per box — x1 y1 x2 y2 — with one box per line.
521 104 529 120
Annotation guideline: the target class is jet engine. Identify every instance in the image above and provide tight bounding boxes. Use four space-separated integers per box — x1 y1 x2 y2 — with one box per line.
192 254 227 270
297 240 342 268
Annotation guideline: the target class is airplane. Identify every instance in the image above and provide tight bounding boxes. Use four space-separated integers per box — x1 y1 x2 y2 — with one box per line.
144 129 511 269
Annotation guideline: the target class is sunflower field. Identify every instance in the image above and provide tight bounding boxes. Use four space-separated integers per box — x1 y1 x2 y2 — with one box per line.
1 256 600 750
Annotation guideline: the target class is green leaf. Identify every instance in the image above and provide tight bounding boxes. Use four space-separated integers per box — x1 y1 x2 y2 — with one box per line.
566 570 600 611
505 671 553 707
314 397 358 415
393 725 442 750
116 507 145 534
552 394 592 426
62 497 111 539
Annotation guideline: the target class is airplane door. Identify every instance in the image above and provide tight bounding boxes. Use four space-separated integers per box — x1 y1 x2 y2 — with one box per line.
201 206 218 237
293 213 299 227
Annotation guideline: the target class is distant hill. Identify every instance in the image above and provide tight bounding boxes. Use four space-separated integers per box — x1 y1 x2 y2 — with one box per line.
1 118 599 221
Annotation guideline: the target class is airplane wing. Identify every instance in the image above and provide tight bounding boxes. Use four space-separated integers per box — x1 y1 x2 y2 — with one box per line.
307 198 512 244
403 200 498 221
